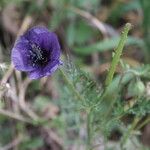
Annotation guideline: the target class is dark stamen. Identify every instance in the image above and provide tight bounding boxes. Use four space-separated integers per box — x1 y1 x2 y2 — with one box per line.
29 42 49 67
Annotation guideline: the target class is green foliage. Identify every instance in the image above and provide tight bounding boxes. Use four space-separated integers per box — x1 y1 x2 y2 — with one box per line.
33 95 50 112
66 20 97 46
0 125 14 145
0 0 150 149
128 98 150 116
108 0 141 25
74 36 145 55
20 137 44 150
140 0 150 61
57 30 150 148
0 0 21 8
140 0 150 34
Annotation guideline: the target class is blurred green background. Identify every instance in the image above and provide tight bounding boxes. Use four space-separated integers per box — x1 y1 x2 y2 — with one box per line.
0 0 150 149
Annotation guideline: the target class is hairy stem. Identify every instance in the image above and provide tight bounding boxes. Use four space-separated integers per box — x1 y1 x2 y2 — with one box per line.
59 68 85 101
105 23 132 88
59 68 93 149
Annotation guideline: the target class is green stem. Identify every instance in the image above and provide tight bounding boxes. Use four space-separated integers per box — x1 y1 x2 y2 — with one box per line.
121 116 140 147
136 116 150 130
59 68 85 101
59 68 93 149
87 109 92 149
105 23 132 88
104 96 117 119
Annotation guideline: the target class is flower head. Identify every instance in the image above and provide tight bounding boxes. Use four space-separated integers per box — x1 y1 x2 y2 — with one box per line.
11 26 62 79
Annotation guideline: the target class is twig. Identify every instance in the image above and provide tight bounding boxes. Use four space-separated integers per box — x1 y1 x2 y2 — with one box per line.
69 6 108 38
0 15 38 120
1 15 33 85
43 127 63 147
18 77 31 107
0 108 32 123
16 15 33 38
136 116 150 130
18 77 39 121
0 64 14 85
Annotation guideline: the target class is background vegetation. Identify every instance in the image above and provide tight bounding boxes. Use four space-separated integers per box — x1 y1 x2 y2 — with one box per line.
0 0 150 149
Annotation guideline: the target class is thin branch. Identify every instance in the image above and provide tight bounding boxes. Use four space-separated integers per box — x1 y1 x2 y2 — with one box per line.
136 116 150 130
0 15 33 86
18 77 39 121
0 108 32 123
69 6 119 38
69 6 108 38
0 64 14 85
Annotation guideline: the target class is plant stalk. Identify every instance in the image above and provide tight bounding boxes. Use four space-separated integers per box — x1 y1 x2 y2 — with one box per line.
87 109 92 150
121 116 140 147
59 68 85 101
105 23 132 88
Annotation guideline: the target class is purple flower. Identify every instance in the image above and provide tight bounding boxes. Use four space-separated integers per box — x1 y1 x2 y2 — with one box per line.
11 26 62 79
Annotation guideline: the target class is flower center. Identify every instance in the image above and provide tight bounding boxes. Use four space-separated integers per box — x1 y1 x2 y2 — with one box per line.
29 42 49 67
